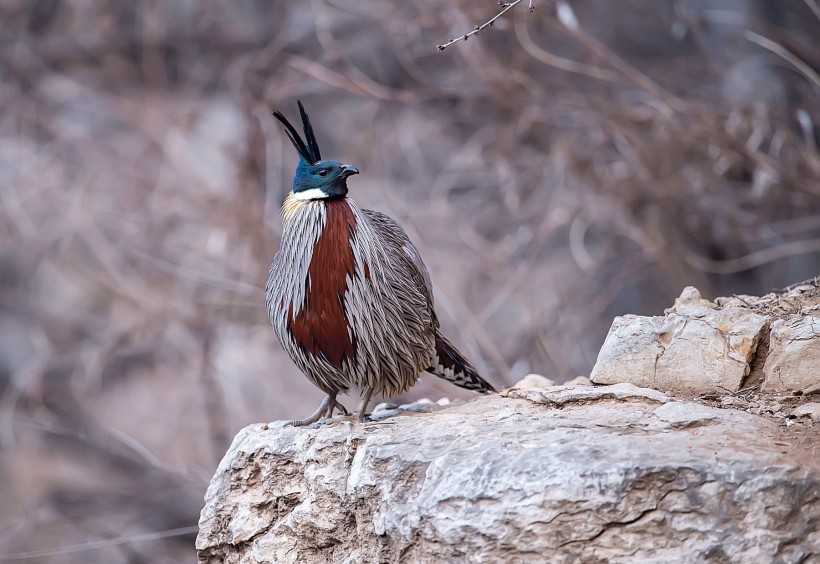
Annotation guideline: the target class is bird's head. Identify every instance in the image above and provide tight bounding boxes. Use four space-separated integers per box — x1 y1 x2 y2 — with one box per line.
273 101 359 201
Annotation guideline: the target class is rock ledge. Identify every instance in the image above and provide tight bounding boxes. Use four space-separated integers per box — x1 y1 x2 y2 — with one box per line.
591 284 820 394
196 384 819 564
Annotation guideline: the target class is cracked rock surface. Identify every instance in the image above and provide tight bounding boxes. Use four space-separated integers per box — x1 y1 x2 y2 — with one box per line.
764 316 820 392
196 384 820 563
591 283 820 394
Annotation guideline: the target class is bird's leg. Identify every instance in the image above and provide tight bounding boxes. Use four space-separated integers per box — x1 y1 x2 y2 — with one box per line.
289 393 335 427
325 397 350 418
354 387 375 423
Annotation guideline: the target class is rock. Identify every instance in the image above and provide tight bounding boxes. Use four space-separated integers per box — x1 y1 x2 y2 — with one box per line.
792 403 820 420
564 375 592 387
773 395 801 404
763 317 820 393
372 402 398 413
653 402 720 428
804 383 820 396
510 373 556 389
590 288 769 393
196 390 820 563
665 285 713 312
369 399 443 422
592 285 820 395
720 396 748 408
504 382 670 406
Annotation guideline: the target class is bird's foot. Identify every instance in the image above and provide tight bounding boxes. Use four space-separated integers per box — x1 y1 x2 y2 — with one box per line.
330 399 350 418
323 401 373 425
284 393 346 428
284 417 320 428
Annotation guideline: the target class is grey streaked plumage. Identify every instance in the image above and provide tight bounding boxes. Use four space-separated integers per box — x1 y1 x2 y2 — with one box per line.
266 196 434 399
266 102 495 426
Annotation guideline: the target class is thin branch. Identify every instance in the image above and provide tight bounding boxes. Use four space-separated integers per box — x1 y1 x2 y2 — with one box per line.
745 30 820 91
804 0 820 21
437 0 534 52
547 9 686 114
0 526 199 561
514 16 619 83
685 239 820 274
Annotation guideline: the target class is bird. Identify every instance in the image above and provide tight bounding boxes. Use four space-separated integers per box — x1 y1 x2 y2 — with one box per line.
265 101 496 426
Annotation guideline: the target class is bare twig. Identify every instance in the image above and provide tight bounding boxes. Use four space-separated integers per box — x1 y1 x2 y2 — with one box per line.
745 30 820 91
437 0 534 51
0 526 199 561
546 10 687 113
686 239 820 274
804 0 820 21
514 17 620 83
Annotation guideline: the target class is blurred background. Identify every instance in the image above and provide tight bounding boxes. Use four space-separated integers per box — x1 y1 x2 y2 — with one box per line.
0 0 818 561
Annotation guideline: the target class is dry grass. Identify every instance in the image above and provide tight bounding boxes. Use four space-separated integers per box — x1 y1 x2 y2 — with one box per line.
0 0 818 561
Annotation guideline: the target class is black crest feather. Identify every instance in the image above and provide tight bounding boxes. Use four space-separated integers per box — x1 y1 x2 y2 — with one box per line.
272 100 322 165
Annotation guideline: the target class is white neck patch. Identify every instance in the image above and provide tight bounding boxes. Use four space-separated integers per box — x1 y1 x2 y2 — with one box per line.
291 188 329 201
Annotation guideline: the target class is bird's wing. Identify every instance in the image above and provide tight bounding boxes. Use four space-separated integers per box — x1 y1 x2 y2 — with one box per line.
362 209 437 325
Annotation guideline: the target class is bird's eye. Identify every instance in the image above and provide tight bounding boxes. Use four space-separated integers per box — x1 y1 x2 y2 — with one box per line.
317 169 329 177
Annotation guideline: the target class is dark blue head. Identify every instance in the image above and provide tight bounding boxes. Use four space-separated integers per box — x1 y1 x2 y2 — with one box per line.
273 101 359 201
291 158 359 200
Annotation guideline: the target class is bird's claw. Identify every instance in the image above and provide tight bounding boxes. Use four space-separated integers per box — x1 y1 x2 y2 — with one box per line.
333 399 350 417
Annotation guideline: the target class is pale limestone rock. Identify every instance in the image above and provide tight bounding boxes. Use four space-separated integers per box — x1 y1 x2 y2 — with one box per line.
563 375 591 386
762 316 820 392
369 398 444 422
591 285 820 394
510 373 556 389
665 285 713 313
653 401 720 428
804 383 820 396
773 395 802 404
590 292 768 393
503 382 671 406
196 388 819 563
792 403 820 420
721 396 745 407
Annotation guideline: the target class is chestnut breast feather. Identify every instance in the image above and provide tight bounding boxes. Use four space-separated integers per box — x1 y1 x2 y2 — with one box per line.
287 199 358 368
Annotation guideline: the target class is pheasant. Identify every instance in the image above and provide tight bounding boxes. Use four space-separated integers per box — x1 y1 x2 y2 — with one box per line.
266 101 496 426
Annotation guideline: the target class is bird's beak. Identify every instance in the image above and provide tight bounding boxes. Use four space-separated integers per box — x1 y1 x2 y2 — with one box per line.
339 164 359 178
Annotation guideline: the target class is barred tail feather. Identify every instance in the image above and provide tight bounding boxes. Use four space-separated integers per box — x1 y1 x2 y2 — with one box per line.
428 334 496 393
